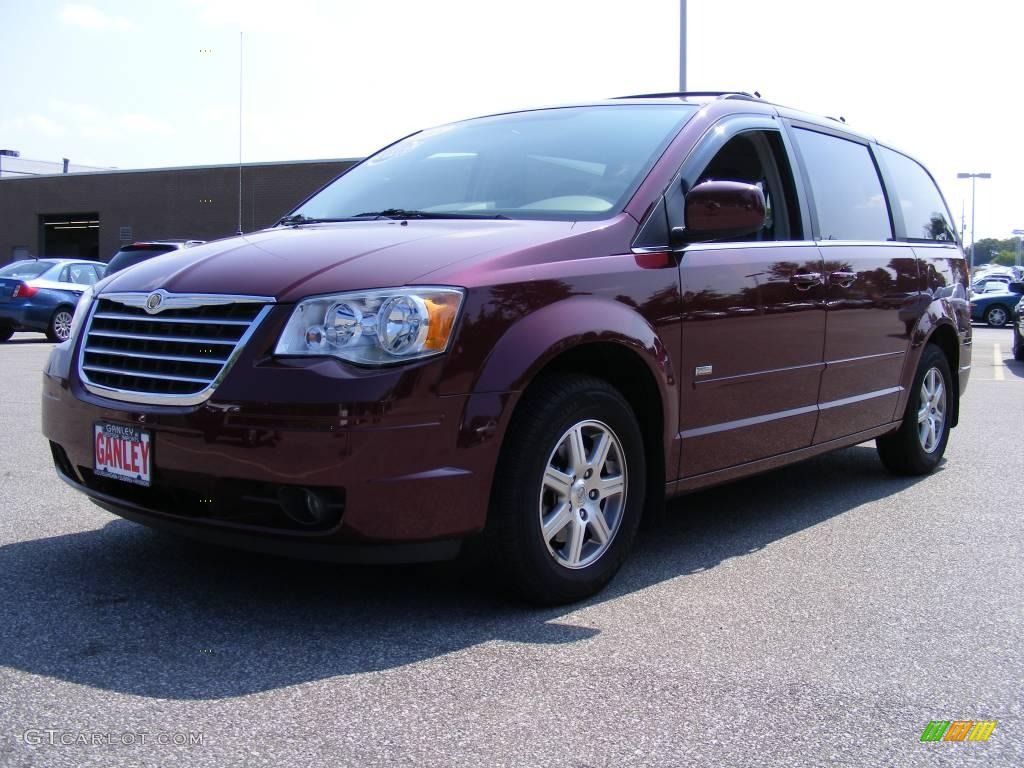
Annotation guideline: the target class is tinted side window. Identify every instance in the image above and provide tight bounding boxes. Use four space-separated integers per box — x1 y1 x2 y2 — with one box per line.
694 130 799 241
876 146 956 242
793 128 892 241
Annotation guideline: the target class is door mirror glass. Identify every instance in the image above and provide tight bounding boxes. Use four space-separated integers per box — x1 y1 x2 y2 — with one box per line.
1008 281 1024 295
683 180 766 240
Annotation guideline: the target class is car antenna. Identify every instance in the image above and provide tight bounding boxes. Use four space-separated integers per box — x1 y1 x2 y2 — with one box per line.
236 30 244 236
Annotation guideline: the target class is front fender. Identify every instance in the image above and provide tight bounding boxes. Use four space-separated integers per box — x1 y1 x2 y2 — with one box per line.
472 296 675 397
449 295 679 516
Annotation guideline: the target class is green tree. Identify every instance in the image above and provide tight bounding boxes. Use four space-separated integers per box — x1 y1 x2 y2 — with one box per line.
970 237 1018 266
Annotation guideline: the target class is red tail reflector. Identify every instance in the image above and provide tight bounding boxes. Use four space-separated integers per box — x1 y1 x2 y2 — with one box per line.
12 283 38 298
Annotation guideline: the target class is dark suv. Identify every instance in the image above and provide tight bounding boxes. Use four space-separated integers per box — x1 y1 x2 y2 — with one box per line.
104 240 205 275
42 93 971 603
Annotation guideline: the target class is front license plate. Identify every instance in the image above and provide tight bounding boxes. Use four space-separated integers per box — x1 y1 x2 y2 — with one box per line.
94 422 152 487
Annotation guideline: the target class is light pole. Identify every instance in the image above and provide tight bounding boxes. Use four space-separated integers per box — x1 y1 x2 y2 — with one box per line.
1013 229 1024 268
957 171 991 276
679 0 687 91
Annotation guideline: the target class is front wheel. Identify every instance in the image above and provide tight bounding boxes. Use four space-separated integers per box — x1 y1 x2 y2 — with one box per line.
876 345 952 475
984 305 1009 327
487 375 646 605
0 323 13 342
46 306 74 342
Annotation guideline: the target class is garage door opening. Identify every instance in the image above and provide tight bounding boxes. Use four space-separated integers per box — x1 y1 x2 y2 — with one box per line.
41 213 100 260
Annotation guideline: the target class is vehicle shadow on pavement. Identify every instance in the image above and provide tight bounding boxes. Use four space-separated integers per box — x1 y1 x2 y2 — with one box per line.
1003 357 1024 379
0 444 929 700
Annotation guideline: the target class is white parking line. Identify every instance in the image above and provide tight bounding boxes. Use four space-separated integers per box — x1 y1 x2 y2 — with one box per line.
994 343 1005 381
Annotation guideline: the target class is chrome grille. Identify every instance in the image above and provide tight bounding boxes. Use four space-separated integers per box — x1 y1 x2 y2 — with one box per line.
79 293 273 405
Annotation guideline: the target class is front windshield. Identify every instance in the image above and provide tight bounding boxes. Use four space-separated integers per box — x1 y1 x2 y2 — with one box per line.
290 105 697 222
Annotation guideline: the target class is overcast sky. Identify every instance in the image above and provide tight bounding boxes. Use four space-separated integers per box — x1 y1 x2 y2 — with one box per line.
1 0 1021 242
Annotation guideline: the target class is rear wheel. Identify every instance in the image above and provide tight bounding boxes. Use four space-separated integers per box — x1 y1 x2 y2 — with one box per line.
46 306 74 342
876 345 952 475
0 323 13 342
1014 326 1024 361
984 305 1009 327
487 375 646 605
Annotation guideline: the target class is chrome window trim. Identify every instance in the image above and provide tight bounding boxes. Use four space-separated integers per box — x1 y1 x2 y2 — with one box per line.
683 240 817 252
815 240 912 248
631 245 674 254
78 293 275 407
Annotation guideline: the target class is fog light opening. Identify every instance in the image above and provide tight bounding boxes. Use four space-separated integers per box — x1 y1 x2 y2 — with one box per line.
277 487 341 527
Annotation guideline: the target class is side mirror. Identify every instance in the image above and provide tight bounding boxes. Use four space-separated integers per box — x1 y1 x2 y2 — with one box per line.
1008 281 1024 295
681 180 766 241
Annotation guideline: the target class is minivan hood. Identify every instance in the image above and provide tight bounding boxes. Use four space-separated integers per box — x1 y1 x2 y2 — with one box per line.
100 220 580 302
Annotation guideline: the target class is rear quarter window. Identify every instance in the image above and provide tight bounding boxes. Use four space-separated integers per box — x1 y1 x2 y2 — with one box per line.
876 146 956 242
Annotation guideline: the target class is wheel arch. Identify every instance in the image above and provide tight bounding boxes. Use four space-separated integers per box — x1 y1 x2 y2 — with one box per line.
467 297 677 522
524 341 667 519
923 322 961 428
983 302 1011 324
47 302 77 342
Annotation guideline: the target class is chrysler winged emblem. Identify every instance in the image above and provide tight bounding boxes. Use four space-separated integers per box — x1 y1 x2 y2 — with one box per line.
145 290 165 314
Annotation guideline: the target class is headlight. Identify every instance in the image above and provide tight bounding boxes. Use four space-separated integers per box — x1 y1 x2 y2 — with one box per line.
275 287 464 365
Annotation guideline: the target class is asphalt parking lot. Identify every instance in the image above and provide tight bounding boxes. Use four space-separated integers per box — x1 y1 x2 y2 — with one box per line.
0 327 1021 767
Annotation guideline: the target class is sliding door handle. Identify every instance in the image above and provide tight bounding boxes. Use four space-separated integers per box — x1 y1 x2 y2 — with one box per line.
789 272 823 290
829 271 858 288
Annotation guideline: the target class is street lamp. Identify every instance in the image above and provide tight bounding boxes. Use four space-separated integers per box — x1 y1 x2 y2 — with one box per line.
956 171 991 276
679 0 687 90
1013 229 1024 268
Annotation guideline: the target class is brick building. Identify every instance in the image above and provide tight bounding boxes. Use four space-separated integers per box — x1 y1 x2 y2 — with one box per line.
0 158 358 266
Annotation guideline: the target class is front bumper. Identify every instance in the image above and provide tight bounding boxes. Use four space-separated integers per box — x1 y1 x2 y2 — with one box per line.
42 341 512 557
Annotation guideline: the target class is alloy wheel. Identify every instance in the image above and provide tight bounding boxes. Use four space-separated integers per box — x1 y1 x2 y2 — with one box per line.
538 419 627 570
916 367 946 454
53 311 73 341
987 307 1007 326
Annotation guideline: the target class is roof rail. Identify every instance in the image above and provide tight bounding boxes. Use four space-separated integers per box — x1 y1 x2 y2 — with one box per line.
611 91 760 101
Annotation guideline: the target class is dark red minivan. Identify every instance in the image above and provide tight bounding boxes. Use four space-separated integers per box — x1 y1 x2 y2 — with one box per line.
42 93 971 603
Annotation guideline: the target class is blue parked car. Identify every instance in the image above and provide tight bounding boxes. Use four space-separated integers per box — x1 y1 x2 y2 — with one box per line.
1013 294 1024 361
0 259 105 342
970 282 1024 327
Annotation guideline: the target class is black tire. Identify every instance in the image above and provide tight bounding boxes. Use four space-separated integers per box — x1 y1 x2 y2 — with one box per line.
876 345 953 476
1013 327 1024 361
486 374 646 605
0 323 13 342
46 306 75 342
984 305 1010 327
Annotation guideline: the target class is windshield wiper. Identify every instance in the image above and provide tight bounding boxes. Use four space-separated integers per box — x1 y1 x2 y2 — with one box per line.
278 210 510 227
352 208 509 220
277 213 374 226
